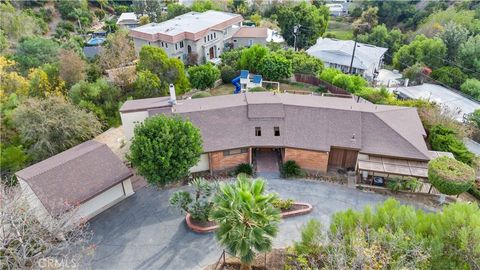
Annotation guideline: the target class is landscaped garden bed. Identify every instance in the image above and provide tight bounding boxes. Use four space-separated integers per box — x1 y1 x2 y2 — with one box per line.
185 201 313 233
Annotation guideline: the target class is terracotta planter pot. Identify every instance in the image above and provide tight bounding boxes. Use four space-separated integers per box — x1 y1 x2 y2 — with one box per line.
185 202 313 233
185 213 219 233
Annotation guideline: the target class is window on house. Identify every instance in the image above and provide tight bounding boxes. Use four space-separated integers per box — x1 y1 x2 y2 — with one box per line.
204 37 206 42
175 43 178 50
274 127 280 136
233 39 237 42
255 127 261 137
214 32 216 39
223 148 248 156
180 41 184 48
165 43 168 48
207 35 210 41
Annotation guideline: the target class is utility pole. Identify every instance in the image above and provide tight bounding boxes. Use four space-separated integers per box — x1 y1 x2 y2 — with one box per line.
348 36 358 74
349 23 367 74
293 25 300 51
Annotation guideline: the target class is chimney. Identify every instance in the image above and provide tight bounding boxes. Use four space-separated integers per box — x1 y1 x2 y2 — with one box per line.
168 84 176 105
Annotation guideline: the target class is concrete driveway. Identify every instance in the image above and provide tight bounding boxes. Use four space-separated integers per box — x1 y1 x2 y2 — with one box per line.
87 178 423 270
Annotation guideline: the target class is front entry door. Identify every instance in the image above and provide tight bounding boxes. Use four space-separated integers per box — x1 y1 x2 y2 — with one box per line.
209 46 215 59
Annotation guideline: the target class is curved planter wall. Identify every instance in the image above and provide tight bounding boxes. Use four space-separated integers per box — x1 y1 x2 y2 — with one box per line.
186 202 313 233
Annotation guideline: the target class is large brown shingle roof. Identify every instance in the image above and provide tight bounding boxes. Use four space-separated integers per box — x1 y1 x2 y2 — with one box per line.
15 140 132 215
122 92 430 161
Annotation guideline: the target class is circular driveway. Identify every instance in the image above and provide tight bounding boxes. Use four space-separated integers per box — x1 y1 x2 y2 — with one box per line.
88 178 423 270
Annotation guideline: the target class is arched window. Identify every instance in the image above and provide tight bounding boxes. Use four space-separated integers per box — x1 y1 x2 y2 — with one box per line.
187 45 192 54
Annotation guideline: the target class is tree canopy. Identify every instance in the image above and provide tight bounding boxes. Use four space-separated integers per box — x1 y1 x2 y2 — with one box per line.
393 35 447 71
137 45 190 94
128 115 203 186
188 63 220 90
277 2 329 50
257 53 292 81
12 96 101 162
69 78 122 127
14 37 59 73
238 44 269 74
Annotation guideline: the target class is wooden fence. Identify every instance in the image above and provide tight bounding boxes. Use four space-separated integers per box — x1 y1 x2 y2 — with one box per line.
294 73 352 96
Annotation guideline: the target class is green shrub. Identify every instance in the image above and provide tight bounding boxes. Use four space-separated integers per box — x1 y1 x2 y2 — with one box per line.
460 78 480 101
191 91 212 99
468 185 480 200
428 125 475 164
249 86 267 92
318 68 342 83
235 163 253 175
387 177 423 192
315 85 326 93
169 178 217 221
272 198 294 210
431 66 467 89
128 115 203 186
428 156 475 195
386 179 403 192
281 160 303 178
331 73 355 92
220 65 238 83
292 219 323 256
188 63 220 90
312 199 480 269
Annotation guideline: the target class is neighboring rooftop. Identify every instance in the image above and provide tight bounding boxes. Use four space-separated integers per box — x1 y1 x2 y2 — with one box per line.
232 27 268 38
16 140 132 215
117 12 138 24
130 11 243 43
306 38 387 70
391 83 480 120
121 92 431 160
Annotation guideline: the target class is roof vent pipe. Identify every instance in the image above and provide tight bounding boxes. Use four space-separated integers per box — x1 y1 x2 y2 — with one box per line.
169 84 177 105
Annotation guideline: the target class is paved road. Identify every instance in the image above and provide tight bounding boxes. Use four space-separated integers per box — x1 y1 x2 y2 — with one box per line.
88 178 423 270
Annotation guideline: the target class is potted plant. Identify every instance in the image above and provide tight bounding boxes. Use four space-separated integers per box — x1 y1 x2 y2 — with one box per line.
169 178 218 231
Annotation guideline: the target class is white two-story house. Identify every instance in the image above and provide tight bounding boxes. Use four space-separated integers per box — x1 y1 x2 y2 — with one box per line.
129 11 244 64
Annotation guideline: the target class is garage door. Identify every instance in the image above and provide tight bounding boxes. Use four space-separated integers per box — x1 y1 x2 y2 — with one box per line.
190 153 210 173
74 183 125 220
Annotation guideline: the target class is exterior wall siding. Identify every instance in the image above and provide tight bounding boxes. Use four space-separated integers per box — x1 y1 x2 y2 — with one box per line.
233 37 267 48
120 111 149 140
210 149 250 172
284 148 329 173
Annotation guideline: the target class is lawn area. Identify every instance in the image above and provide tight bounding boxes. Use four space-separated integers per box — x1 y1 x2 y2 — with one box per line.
325 20 354 40
209 83 235 96
207 82 321 97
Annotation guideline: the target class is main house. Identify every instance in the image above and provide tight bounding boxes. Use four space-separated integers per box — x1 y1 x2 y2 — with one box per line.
129 10 267 64
306 38 388 81
120 91 446 180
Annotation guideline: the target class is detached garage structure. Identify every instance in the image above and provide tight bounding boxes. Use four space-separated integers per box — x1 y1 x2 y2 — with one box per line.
16 140 134 223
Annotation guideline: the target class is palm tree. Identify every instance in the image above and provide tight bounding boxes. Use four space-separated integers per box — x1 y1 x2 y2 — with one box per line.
211 175 281 270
